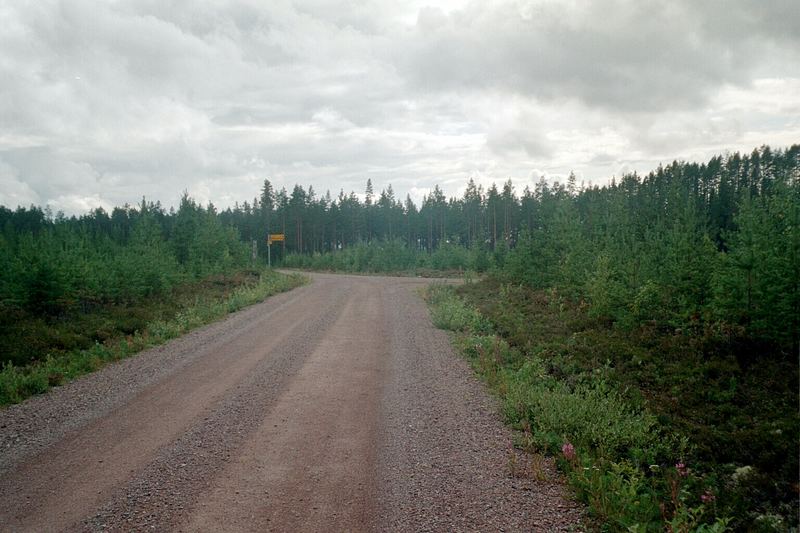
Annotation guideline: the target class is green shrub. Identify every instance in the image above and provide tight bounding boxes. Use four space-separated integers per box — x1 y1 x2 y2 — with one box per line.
426 285 492 334
0 270 306 407
283 240 494 275
505 376 660 459
569 458 661 530
426 286 735 531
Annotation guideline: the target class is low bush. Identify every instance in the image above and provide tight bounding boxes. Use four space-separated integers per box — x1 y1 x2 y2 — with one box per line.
426 284 741 531
426 285 493 334
505 376 661 459
0 270 306 406
283 240 495 275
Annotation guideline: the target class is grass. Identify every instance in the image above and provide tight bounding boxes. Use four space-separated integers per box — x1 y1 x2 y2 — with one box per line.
425 280 796 532
0 269 307 406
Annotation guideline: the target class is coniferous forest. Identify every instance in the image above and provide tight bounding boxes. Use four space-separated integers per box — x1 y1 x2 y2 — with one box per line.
1 144 798 529
271 145 798 351
4 145 797 349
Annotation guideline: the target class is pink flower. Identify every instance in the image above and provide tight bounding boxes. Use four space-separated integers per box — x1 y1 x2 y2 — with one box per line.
676 462 688 477
562 442 576 461
701 489 716 503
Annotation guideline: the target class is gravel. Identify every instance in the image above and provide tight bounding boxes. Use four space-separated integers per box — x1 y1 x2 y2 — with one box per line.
0 273 585 532
0 283 308 476
376 280 585 532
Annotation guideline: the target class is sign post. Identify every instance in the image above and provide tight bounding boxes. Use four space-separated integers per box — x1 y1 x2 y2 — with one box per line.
267 234 285 268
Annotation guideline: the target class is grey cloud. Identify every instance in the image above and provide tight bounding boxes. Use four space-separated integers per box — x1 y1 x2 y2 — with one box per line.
398 0 799 112
0 160 41 207
0 148 112 212
694 0 800 49
486 125 551 158
0 0 796 214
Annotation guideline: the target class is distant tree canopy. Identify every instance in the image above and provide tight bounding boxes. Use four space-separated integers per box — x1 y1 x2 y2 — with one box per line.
1 144 797 348
254 145 797 348
223 146 797 257
0 195 249 314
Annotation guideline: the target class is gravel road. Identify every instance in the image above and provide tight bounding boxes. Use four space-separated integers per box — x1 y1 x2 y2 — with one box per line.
0 272 583 532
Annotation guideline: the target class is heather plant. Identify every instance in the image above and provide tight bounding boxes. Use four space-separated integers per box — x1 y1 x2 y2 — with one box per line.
504 376 661 458
426 285 493 334
0 270 305 406
425 286 740 531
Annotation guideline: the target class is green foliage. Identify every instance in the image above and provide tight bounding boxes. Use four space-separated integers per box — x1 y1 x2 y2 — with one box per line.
427 288 677 529
112 213 182 301
506 376 660 458
569 459 662 530
495 146 799 349
229 145 798 350
711 185 799 346
460 279 797 531
428 281 800 530
282 239 494 274
584 253 630 323
0 196 260 369
0 270 305 406
426 285 493 333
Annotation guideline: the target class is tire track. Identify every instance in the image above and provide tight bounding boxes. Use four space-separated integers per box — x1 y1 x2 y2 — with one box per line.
0 277 348 532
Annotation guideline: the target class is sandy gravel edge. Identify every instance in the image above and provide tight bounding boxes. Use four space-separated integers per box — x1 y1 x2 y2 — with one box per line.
0 283 309 475
376 281 586 532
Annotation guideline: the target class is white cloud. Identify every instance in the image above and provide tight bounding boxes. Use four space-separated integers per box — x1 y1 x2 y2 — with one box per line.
47 194 113 215
0 160 40 208
0 0 797 215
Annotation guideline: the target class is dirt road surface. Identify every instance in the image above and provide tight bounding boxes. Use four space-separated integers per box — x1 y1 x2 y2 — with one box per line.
0 272 583 532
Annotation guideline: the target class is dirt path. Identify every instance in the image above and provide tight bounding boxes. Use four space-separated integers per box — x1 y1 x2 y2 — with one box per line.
0 273 583 532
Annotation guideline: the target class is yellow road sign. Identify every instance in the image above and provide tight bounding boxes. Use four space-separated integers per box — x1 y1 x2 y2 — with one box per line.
268 233 285 243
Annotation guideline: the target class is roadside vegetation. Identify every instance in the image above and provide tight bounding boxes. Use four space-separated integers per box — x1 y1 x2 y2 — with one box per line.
418 146 799 531
282 240 491 277
429 282 797 531
0 196 305 406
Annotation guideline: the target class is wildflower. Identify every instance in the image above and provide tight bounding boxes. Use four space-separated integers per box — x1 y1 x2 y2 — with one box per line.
675 461 688 477
562 442 576 461
701 489 716 503
732 465 754 484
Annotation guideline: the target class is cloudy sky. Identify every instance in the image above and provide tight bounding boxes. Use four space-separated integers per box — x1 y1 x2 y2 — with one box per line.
1 0 798 214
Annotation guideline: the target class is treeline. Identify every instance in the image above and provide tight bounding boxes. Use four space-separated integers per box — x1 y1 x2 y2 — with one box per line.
0 195 250 319
501 146 799 349
2 144 797 350
257 145 798 350
223 146 797 257
282 241 492 274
